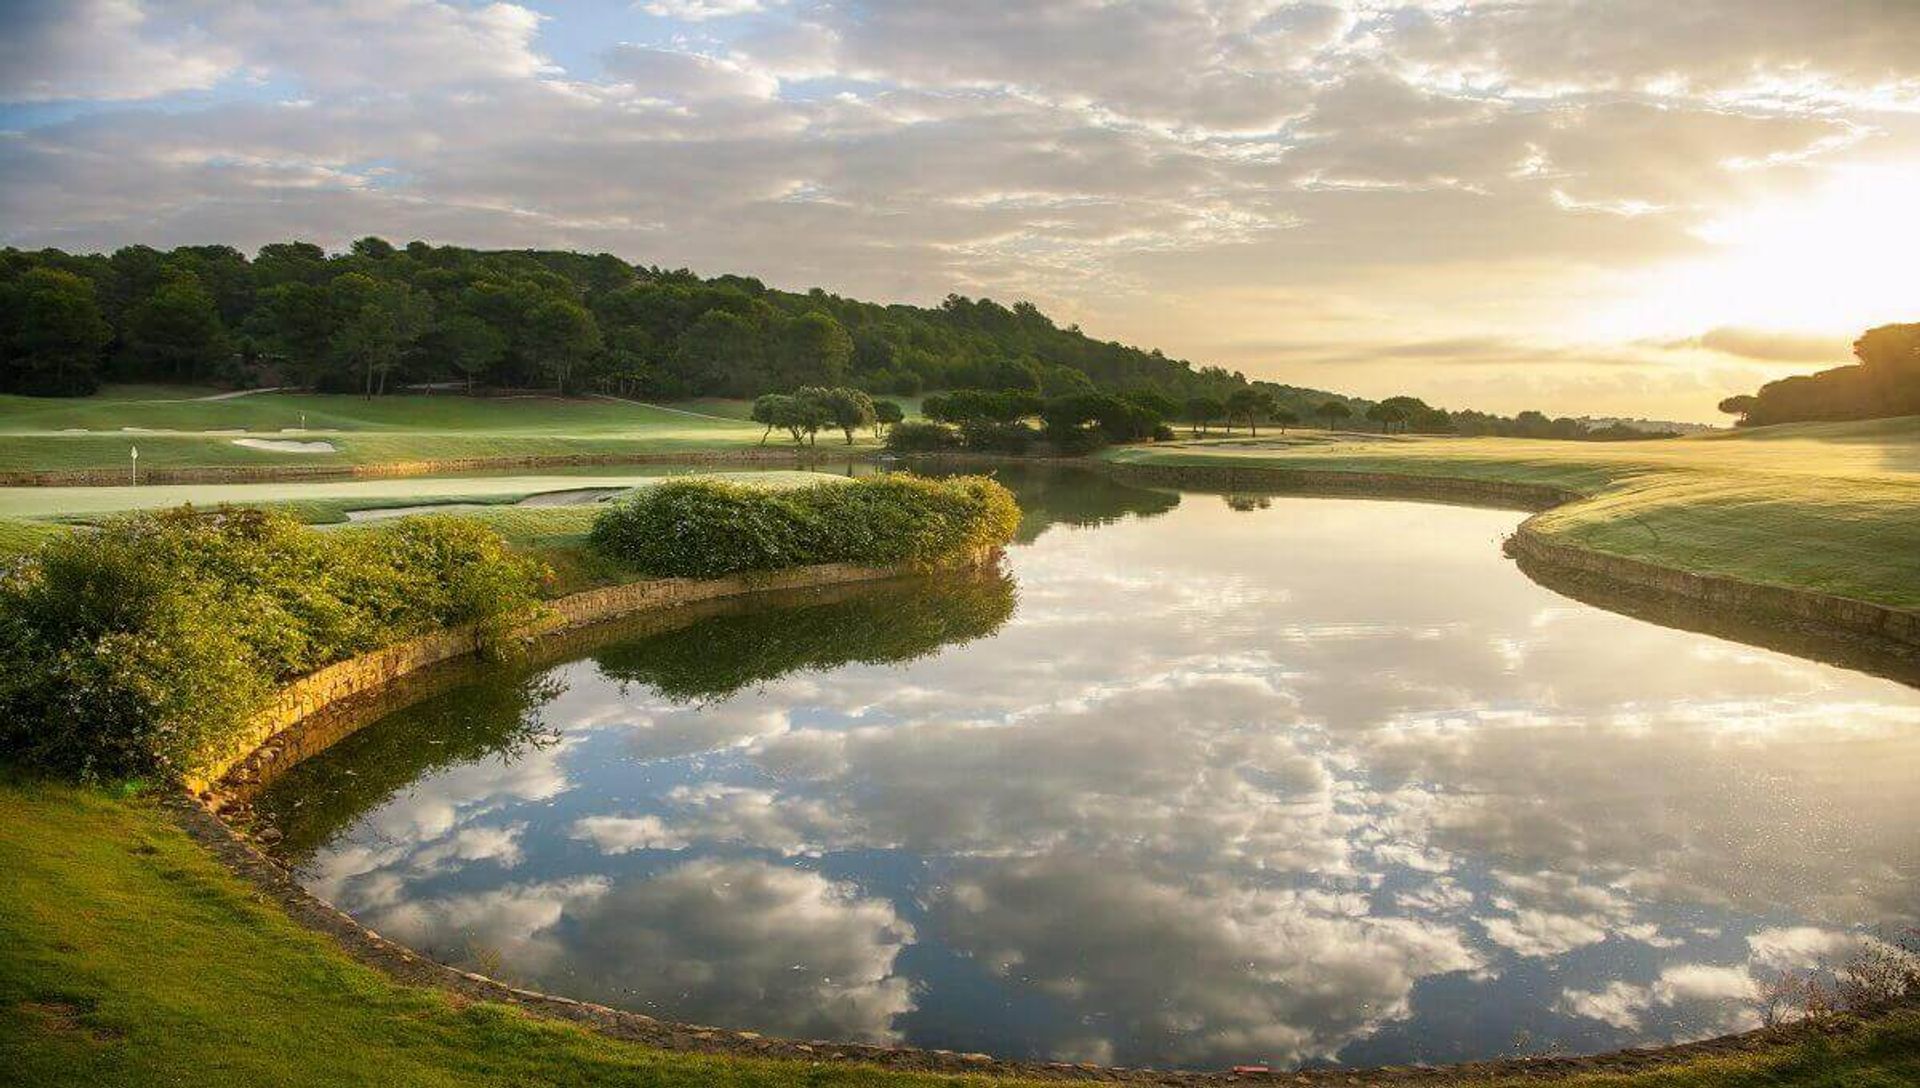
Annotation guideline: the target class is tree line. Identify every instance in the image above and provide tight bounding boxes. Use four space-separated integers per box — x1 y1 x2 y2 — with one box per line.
0 238 1355 409
1717 323 1920 427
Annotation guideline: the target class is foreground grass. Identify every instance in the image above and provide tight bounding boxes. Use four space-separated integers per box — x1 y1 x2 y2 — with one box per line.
1106 418 1920 609
2 777 1913 1088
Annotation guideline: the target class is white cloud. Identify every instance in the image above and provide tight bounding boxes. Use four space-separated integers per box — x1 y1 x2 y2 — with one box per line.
0 0 238 101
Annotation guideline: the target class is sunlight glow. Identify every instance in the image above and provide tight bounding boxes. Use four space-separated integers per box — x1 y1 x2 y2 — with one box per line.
1608 163 1920 341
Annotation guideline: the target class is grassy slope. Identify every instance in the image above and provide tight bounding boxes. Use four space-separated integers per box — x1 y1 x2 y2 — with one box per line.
0 388 785 473
2 778 1914 1088
1104 418 1920 609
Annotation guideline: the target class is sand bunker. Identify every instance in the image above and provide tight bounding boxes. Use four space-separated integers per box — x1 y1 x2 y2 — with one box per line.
232 438 337 453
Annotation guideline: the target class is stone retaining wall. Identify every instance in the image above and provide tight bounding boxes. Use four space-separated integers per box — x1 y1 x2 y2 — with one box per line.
185 560 917 793
1505 525 1920 649
1099 460 1575 511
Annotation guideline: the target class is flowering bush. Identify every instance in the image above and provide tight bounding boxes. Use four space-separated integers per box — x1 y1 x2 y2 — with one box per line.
588 474 1019 578
0 507 543 781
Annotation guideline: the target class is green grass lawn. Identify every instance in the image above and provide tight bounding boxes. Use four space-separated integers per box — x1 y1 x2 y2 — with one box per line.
1105 417 1920 609
0 387 818 475
2 777 1913 1088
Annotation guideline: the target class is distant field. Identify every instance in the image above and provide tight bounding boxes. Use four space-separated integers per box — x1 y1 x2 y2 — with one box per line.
0 467 855 578
1107 417 1920 609
0 468 847 522
0 388 820 475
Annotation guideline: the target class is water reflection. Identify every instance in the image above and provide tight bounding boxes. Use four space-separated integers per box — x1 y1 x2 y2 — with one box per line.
258 473 1920 1071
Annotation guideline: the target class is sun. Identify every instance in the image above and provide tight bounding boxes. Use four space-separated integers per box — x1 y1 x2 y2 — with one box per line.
1598 162 1920 343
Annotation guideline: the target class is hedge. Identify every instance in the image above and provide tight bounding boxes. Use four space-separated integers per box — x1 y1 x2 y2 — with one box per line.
588 474 1020 578
0 507 545 782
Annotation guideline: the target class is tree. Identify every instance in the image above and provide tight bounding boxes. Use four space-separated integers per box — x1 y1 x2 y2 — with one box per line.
774 312 854 388
1184 395 1224 436
330 273 430 397
433 313 506 393
1365 402 1408 433
2 268 112 395
872 399 904 439
1717 394 1758 424
1271 408 1298 432
527 298 601 393
751 393 795 445
787 387 832 445
820 386 876 444
125 272 230 382
674 309 760 395
1317 400 1352 430
1227 388 1276 435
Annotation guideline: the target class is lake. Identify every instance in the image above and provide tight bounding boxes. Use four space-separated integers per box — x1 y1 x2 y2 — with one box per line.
255 465 1920 1071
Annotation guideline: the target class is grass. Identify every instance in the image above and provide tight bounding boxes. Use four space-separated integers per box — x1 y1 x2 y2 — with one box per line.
0 468 849 587
0 387 828 474
1104 417 1920 609
2 775 1913 1088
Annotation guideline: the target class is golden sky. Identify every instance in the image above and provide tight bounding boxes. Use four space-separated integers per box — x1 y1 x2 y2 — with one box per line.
4 1 1918 421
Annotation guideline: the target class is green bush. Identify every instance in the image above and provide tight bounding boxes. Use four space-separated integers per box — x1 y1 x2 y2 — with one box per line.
588 474 1019 578
884 420 961 452
0 507 544 782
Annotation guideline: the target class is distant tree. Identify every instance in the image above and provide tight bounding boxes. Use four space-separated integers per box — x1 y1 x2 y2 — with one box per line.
1271 408 1298 432
330 273 430 397
1227 388 1277 435
1717 394 1759 424
775 312 854 388
1185 395 1224 436
674 309 760 395
125 272 229 382
527 298 601 394
1126 388 1180 422
1 268 112 395
1365 402 1408 433
871 399 904 439
788 386 834 445
1039 364 1095 396
751 393 795 445
1317 400 1352 430
820 386 876 444
433 313 506 393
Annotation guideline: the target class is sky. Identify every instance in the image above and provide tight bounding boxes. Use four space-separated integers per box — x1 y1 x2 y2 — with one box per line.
3 1 1918 421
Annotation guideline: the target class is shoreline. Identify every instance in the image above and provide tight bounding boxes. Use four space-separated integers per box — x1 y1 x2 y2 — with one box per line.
173 466 1917 1082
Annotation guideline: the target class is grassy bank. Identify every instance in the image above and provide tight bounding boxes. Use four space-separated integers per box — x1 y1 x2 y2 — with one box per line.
1104 417 1920 609
3 777 1915 1087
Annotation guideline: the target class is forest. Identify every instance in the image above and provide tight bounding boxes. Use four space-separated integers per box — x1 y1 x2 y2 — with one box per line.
0 237 1348 412
1718 323 1920 427
0 237 1715 442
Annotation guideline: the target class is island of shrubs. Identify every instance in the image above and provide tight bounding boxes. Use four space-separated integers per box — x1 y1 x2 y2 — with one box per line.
588 473 1019 578
0 508 544 782
0 476 1019 782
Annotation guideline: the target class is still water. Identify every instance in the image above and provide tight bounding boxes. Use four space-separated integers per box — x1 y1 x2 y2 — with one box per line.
257 466 1920 1071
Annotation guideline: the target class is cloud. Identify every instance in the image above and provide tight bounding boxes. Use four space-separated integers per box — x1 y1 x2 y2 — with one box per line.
563 858 916 1042
0 1 551 103
1668 327 1850 363
0 0 238 102
638 0 768 20
7 1 1919 418
937 855 1481 1067
601 44 780 101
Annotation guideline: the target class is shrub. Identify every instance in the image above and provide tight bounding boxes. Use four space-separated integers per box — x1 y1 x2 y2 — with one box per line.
0 507 543 782
884 420 961 452
589 474 1019 578
958 419 1037 453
